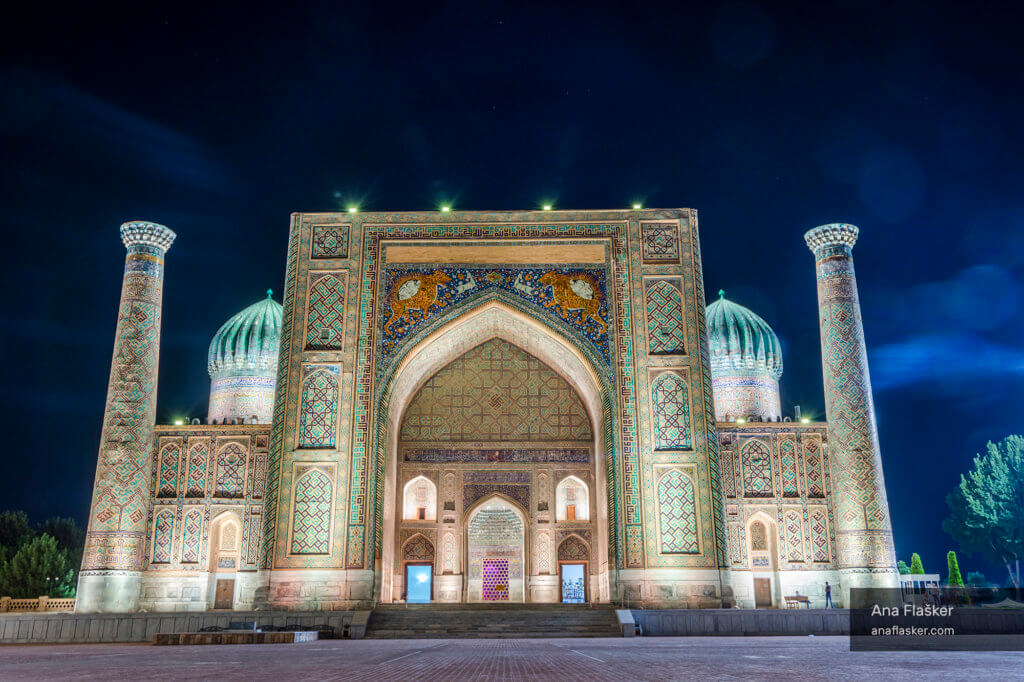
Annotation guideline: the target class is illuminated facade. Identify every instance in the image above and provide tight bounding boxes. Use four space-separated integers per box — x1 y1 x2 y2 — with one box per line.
78 211 897 612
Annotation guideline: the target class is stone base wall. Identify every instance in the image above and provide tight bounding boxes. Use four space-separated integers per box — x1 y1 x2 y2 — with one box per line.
0 610 357 644
613 568 726 608
632 608 850 636
265 569 375 609
728 568 841 609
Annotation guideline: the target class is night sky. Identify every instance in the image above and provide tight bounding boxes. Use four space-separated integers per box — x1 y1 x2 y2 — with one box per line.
1 2 1021 582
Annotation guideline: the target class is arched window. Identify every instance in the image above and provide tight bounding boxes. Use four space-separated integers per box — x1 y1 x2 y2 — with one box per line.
157 443 180 498
646 280 685 354
741 440 773 497
652 372 691 450
657 469 698 554
555 476 589 521
290 468 333 554
298 366 340 448
180 509 204 564
402 476 437 521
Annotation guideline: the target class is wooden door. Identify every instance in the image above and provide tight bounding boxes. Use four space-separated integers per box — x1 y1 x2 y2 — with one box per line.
214 578 235 609
754 578 771 608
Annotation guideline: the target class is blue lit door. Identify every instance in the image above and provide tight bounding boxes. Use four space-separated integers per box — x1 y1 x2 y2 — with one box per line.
561 563 586 603
406 564 432 603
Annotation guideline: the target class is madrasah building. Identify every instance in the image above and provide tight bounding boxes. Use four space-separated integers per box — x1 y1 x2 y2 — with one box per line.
77 209 899 613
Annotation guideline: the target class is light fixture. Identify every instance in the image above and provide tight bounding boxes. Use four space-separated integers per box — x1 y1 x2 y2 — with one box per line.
347 206 358 213
632 203 642 210
173 419 184 426
543 204 552 211
736 417 746 424
440 205 451 212
801 417 810 424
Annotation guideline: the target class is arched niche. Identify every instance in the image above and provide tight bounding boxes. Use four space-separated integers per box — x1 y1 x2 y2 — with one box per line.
463 494 529 603
378 300 611 603
555 475 590 521
402 475 438 521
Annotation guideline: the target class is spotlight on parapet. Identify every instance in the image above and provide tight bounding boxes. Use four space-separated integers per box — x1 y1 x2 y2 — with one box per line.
347 206 359 213
736 417 746 424
440 205 451 212
801 417 810 424
543 204 553 211
173 418 184 426
632 203 643 209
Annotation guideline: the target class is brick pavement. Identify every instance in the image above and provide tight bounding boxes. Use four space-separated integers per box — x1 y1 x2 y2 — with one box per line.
1 636 1022 681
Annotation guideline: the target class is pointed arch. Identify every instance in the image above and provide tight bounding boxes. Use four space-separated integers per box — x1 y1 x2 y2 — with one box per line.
657 468 699 554
156 443 180 498
208 511 242 572
555 475 590 521
557 534 590 562
652 371 691 450
401 533 435 562
214 442 247 498
378 300 611 603
150 508 175 564
741 439 773 497
402 475 437 521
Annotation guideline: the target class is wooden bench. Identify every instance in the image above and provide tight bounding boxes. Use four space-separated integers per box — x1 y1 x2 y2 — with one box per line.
784 595 810 609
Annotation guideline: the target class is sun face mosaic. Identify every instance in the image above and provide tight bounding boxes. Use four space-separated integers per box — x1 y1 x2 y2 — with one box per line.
379 266 612 363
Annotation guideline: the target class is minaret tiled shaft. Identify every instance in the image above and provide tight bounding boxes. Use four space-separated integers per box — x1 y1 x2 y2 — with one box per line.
805 223 897 593
77 221 175 613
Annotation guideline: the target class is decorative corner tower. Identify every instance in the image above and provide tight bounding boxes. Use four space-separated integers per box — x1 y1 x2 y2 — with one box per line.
805 223 898 600
77 221 176 613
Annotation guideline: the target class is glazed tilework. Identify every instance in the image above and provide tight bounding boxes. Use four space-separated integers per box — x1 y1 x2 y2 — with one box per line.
657 469 699 554
645 279 685 355
807 225 896 571
403 448 590 463
310 224 350 259
290 467 333 555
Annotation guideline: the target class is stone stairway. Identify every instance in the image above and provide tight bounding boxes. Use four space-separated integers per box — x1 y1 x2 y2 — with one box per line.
364 603 621 639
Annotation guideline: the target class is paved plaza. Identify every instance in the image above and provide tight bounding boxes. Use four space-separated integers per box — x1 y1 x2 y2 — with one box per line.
1 636 1021 681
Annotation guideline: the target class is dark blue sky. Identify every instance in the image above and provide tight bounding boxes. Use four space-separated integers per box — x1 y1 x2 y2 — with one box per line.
1 1 1021 581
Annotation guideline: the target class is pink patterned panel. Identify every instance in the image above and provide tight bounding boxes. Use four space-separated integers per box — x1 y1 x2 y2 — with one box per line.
482 558 509 601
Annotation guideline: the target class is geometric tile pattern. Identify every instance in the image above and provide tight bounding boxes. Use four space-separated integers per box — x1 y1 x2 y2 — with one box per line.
290 468 333 555
402 534 434 561
298 366 340 449
310 225 349 259
215 444 247 498
151 509 175 564
651 371 691 450
244 512 261 566
640 222 681 263
657 469 698 554
779 438 798 497
809 227 896 571
157 444 179 498
400 338 592 442
558 535 590 561
645 280 685 355
186 443 208 497
783 509 804 562
721 448 737 498
180 509 203 563
305 272 347 350
809 508 830 562
741 440 773 497
803 438 824 497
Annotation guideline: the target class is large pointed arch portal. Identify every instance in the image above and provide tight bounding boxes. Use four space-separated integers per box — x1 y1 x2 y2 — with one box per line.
377 299 612 603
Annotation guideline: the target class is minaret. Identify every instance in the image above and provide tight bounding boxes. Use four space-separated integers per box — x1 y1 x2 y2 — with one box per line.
77 221 176 613
805 223 898 601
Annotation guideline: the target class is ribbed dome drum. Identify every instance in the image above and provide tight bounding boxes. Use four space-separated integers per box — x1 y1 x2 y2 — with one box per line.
207 290 283 424
705 290 783 421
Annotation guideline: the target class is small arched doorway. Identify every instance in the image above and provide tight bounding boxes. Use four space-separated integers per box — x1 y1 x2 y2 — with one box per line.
557 535 590 603
208 512 241 610
465 496 527 603
747 514 780 608
401 534 435 603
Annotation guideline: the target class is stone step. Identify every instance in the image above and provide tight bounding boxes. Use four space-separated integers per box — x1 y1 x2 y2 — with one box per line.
365 605 620 639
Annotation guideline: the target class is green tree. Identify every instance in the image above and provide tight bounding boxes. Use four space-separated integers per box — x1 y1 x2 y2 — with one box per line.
897 560 911 575
910 553 925 574
966 571 988 587
0 534 75 598
39 517 84 573
943 435 1024 592
947 551 964 586
0 511 33 557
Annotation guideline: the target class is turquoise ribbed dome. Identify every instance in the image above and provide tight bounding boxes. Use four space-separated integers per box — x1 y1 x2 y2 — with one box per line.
208 290 283 377
705 291 783 379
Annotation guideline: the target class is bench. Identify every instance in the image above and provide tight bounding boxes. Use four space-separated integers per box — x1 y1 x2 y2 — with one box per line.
784 595 810 609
